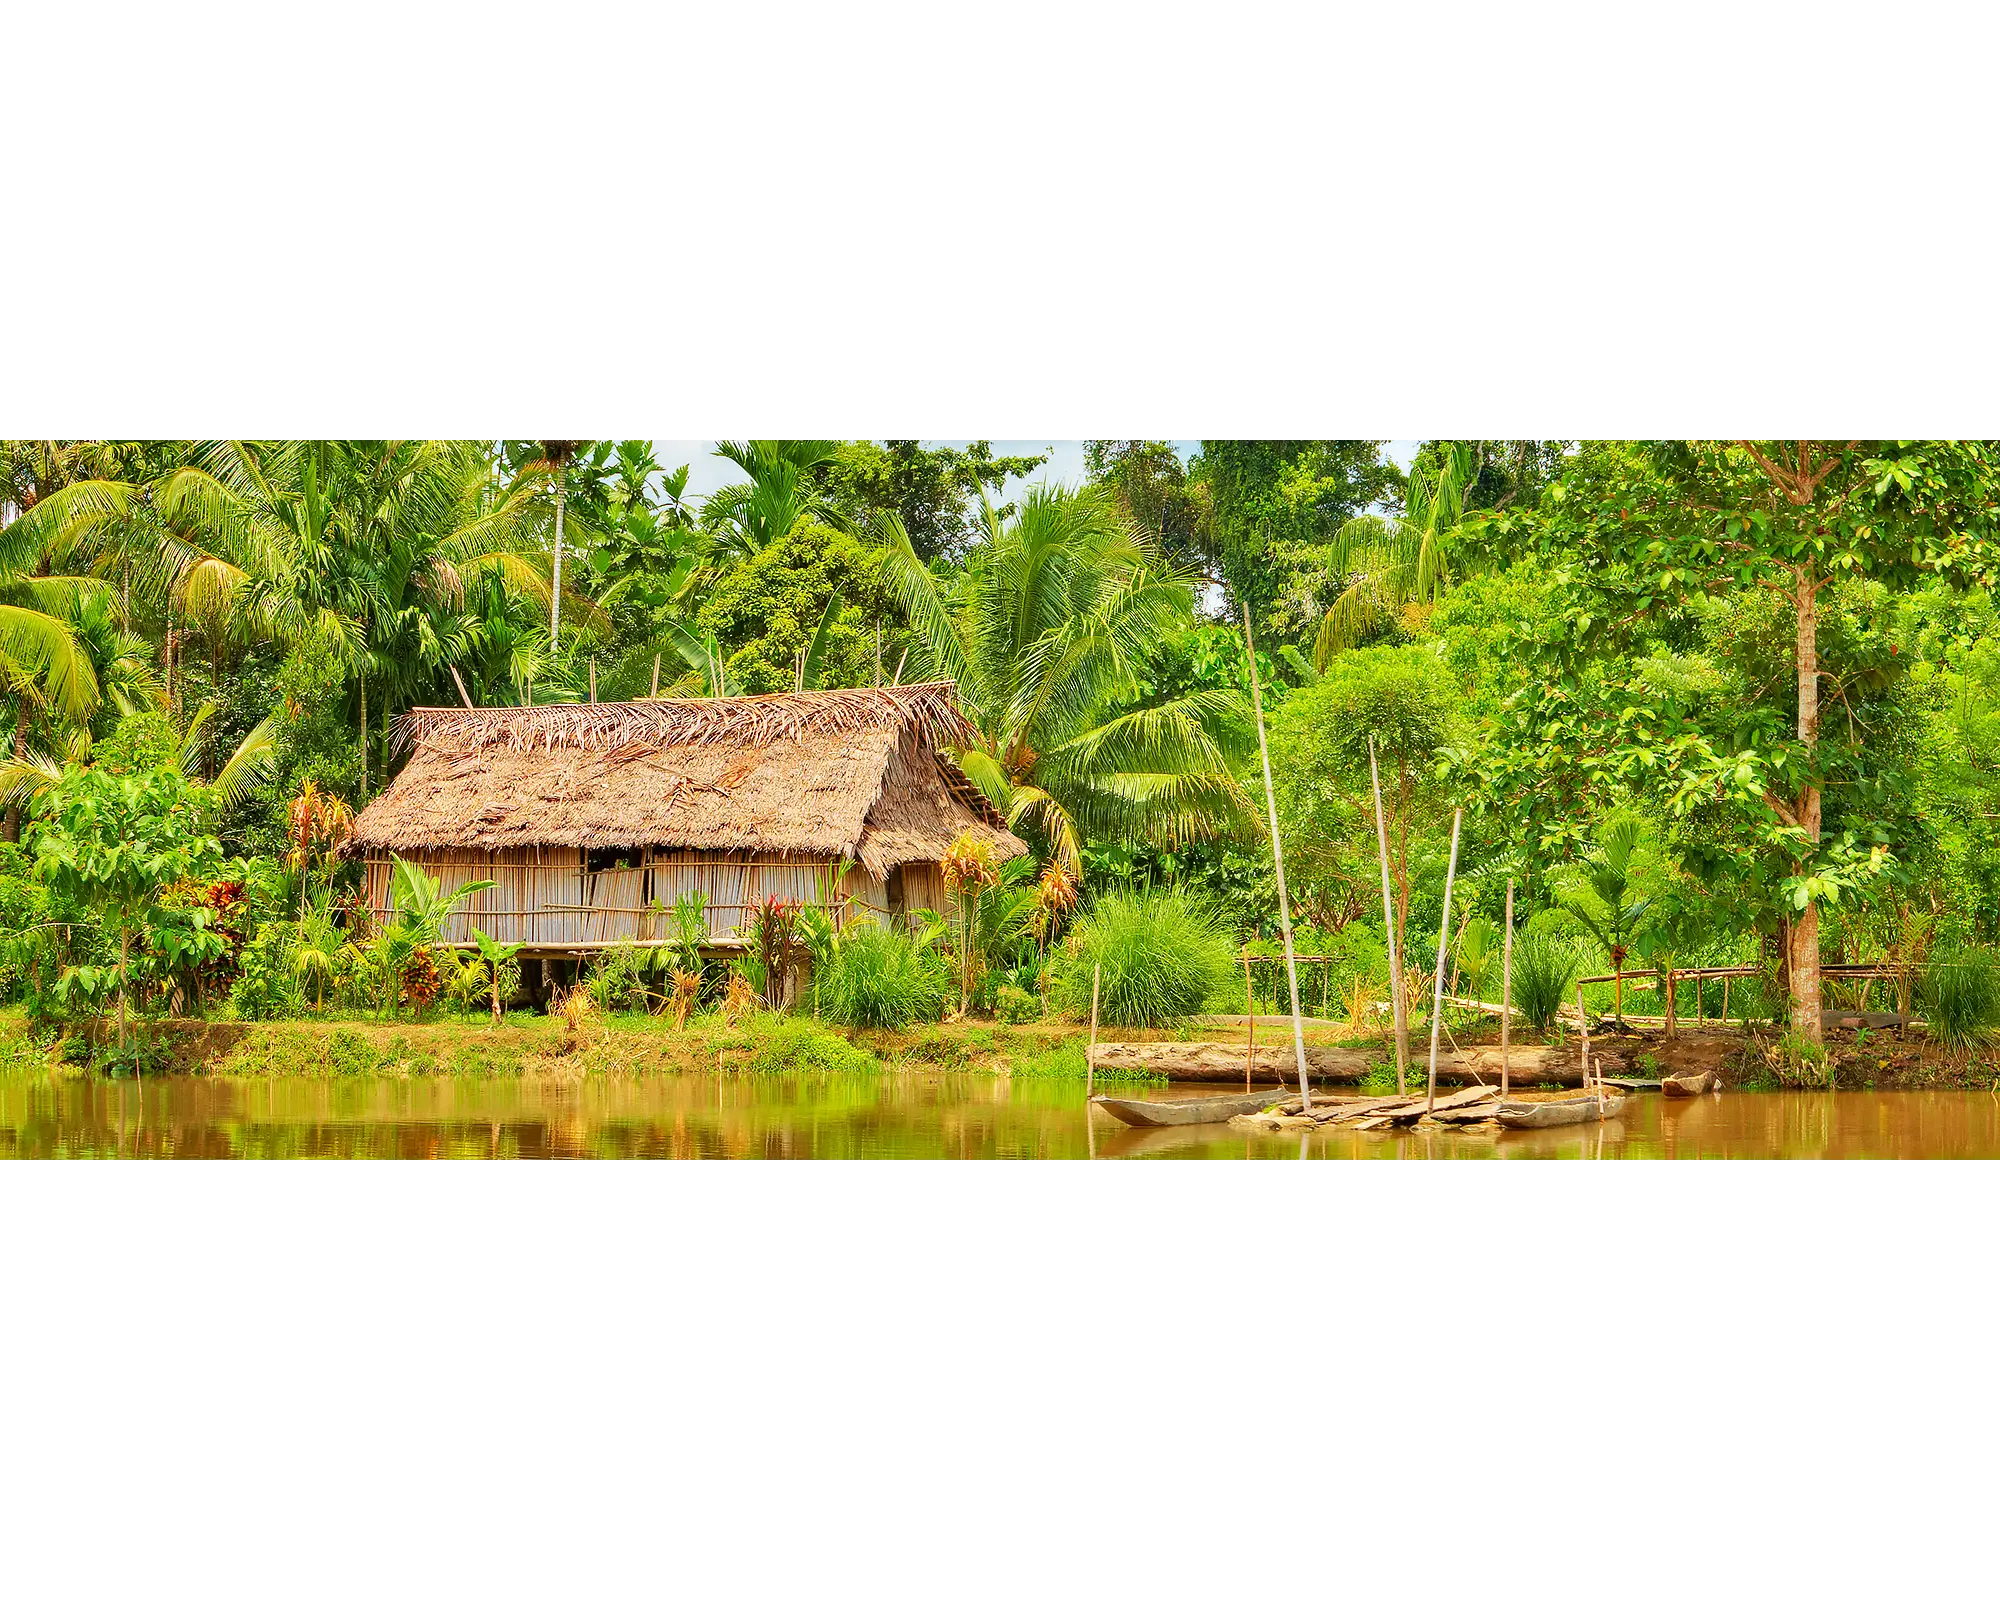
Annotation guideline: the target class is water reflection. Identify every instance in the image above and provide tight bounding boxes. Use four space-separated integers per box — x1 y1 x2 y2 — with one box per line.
2 1075 1999 1159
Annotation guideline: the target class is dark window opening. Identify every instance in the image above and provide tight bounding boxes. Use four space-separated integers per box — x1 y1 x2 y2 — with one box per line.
586 846 643 874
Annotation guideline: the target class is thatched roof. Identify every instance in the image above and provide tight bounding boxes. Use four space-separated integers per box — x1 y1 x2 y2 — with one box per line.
343 681 1026 877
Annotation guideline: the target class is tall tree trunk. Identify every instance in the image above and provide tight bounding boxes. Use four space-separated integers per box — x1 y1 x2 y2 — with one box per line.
359 675 368 797
550 468 566 650
1790 563 1824 1043
1 696 24 844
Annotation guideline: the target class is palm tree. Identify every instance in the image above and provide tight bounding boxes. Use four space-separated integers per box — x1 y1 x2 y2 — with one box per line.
704 440 845 559
1310 440 1476 668
1558 818 1654 1021
203 441 551 784
0 700 278 823
534 440 582 651
878 482 1253 874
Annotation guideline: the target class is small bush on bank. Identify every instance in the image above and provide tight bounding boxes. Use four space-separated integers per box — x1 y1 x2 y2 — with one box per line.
818 924 951 1030
1921 947 2000 1054
1051 889 1236 1028
737 1018 878 1073
1509 930 1582 1032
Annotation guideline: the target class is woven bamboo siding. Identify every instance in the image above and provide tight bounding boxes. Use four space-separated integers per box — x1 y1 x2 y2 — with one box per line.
363 847 900 948
898 863 950 918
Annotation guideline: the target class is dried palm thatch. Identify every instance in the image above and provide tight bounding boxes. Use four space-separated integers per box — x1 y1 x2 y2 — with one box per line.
345 681 1023 878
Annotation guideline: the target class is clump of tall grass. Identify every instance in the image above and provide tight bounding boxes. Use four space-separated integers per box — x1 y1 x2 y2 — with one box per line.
1509 930 1583 1033
1051 889 1236 1028
1921 947 2000 1054
817 923 951 1030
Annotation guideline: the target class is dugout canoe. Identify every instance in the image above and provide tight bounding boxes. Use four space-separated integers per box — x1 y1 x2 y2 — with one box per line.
1090 1090 1289 1128
1660 1069 1718 1097
1495 1091 1628 1129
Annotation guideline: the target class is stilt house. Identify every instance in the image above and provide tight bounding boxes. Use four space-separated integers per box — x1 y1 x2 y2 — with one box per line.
341 682 1026 953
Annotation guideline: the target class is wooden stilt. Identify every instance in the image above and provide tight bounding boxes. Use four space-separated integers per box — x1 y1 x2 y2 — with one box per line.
589 658 597 702
651 654 661 697
1501 877 1514 1100
1424 807 1464 1114
1369 735 1409 1094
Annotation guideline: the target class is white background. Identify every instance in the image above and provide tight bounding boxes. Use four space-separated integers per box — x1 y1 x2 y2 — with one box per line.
5 3 2000 1595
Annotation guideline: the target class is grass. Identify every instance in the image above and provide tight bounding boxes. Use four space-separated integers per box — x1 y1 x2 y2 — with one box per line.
1921 948 2000 1055
1510 931 1583 1032
816 923 950 1030
1051 888 1236 1027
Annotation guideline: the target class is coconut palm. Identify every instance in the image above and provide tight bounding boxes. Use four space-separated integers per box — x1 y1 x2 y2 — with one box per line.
1310 441 1477 668
877 482 1253 873
703 440 845 560
0 701 278 822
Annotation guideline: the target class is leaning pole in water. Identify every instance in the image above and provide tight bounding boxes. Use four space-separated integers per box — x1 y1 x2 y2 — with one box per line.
1241 606 1311 1112
1424 807 1464 1114
1369 735 1410 1095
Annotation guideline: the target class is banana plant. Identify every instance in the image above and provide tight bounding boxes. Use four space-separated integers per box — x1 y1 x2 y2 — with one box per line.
374 855 496 1017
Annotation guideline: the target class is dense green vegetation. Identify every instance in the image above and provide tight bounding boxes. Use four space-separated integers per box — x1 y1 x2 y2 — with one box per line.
4 438 1999 1070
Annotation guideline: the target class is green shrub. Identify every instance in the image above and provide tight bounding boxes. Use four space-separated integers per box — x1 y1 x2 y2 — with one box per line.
740 1018 878 1073
231 922 303 1019
1921 947 2000 1054
818 923 950 1029
1510 930 1582 1032
586 941 662 1014
994 984 1041 1024
1051 888 1236 1028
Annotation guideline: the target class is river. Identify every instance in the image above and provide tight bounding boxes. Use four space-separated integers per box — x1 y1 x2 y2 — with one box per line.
4 1075 2000 1157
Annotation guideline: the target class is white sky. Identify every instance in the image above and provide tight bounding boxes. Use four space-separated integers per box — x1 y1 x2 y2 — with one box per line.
657 440 1422 506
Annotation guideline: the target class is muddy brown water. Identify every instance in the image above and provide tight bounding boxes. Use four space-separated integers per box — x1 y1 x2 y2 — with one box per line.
5 1074 2000 1158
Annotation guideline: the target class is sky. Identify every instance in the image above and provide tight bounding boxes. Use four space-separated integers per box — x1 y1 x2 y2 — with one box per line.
657 440 1422 504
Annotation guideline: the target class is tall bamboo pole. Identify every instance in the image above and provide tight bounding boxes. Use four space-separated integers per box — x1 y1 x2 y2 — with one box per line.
1242 949 1255 1092
1501 877 1514 1100
1369 736 1409 1094
1242 606 1310 1111
1424 808 1464 1114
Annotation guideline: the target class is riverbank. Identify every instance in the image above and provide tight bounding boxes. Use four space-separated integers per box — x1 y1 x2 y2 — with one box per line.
0 1007 1990 1089
0 1008 1177 1082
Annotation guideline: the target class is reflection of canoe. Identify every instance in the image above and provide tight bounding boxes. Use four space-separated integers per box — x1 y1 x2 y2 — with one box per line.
1660 1070 1717 1097
1091 1090 1287 1127
1496 1092 1627 1129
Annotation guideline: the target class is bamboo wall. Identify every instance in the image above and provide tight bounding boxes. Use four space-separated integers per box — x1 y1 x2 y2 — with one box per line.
363 847 904 950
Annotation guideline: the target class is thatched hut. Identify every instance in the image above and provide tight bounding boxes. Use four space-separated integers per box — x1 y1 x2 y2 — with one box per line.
342 681 1026 954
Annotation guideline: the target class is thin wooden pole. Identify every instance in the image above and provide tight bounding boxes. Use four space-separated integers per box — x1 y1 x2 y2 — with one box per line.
1576 979 1603 1113
450 665 475 708
1086 964 1100 1098
1424 807 1463 1114
1369 735 1409 1094
651 654 661 698
1242 606 1310 1111
589 658 597 703
1501 876 1514 1100
1243 950 1256 1092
